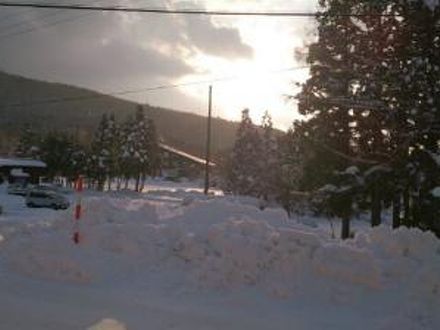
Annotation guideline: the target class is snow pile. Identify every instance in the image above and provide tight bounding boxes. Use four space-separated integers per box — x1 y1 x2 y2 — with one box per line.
1 194 439 328
4 229 92 283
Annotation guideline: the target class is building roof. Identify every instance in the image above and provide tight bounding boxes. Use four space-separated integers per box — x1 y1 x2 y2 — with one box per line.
0 157 47 168
159 143 216 167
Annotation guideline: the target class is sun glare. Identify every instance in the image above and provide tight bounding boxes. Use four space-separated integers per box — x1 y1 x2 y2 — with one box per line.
177 17 310 130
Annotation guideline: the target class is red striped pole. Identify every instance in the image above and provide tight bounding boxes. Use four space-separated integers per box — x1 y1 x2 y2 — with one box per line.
73 175 83 244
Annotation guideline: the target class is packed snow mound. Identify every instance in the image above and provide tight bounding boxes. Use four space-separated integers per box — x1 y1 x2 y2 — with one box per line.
1 195 439 328
7 241 92 283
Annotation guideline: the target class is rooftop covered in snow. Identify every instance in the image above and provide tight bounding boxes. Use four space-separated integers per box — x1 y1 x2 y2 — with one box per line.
159 143 216 167
0 157 47 168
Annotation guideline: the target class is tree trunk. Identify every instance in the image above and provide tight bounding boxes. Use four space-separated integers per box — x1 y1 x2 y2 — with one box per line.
135 174 140 192
139 173 146 192
411 190 421 228
403 187 410 226
371 183 382 227
341 216 350 240
392 191 401 229
107 177 111 191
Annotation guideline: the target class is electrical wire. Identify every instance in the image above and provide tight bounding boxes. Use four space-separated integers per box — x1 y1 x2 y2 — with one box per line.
0 2 400 17
2 66 309 108
0 1 103 40
0 11 93 40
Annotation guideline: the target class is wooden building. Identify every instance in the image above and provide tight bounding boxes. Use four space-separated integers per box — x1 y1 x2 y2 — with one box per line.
159 143 215 180
0 157 47 184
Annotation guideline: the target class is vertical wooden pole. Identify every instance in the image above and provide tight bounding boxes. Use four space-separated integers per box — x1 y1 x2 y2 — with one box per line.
204 85 212 195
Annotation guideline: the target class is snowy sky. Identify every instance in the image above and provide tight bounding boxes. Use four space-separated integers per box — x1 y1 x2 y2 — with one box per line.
0 0 318 130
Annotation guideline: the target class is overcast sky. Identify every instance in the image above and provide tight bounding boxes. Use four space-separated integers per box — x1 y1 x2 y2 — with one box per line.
0 0 318 130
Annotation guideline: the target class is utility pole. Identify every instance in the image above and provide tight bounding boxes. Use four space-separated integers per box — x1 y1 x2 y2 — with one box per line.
204 85 212 195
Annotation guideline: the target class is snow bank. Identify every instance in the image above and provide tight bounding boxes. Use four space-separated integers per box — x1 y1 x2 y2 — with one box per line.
1 194 439 327
6 237 92 283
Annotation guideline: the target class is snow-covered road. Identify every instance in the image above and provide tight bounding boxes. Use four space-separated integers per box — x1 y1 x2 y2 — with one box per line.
0 183 439 329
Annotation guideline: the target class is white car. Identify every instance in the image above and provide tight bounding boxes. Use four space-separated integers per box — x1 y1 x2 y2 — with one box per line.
36 183 73 194
25 190 70 210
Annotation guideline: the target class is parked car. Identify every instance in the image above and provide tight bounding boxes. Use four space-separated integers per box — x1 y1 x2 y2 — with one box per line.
7 183 30 196
35 183 73 194
25 190 70 210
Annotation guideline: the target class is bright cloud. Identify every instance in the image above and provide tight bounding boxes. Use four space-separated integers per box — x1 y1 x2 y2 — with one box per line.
0 0 318 129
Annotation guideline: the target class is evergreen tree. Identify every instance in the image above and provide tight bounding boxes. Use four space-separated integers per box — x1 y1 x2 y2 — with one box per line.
257 111 279 200
290 0 440 234
89 114 110 190
227 109 262 196
15 124 40 158
145 115 161 177
39 132 74 179
119 114 137 189
277 128 308 215
105 113 121 190
69 141 87 183
132 105 149 191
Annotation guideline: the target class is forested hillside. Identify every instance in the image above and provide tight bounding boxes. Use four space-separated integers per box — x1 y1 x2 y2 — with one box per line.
0 70 241 158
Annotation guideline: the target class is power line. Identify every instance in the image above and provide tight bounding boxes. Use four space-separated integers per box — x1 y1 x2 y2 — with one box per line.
0 11 93 40
0 2 399 17
0 1 103 41
2 66 309 108
0 10 61 29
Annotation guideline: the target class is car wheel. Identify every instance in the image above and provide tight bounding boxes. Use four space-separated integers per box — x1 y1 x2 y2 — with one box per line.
52 204 59 210
27 202 34 208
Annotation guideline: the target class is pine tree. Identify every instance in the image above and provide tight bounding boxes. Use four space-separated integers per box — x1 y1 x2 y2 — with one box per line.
105 113 121 190
258 111 279 201
133 105 149 191
290 0 440 234
69 141 87 183
294 0 362 191
89 114 110 190
227 109 262 196
277 128 307 215
15 124 40 159
39 132 74 179
146 115 160 177
119 114 137 189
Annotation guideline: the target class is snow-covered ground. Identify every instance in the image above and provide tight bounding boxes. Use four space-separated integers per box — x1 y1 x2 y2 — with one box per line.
0 181 439 330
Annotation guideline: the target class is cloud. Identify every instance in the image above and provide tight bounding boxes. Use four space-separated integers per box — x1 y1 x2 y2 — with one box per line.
0 0 251 117
0 0 252 90
0 0 317 129
183 16 253 58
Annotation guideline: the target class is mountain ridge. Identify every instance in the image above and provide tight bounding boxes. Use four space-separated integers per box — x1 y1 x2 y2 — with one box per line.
0 70 241 159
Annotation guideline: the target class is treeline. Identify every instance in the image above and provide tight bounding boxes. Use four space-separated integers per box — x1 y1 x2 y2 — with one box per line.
227 0 440 237
15 105 160 191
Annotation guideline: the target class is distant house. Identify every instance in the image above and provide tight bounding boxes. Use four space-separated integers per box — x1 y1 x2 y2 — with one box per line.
159 143 215 179
0 157 47 184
